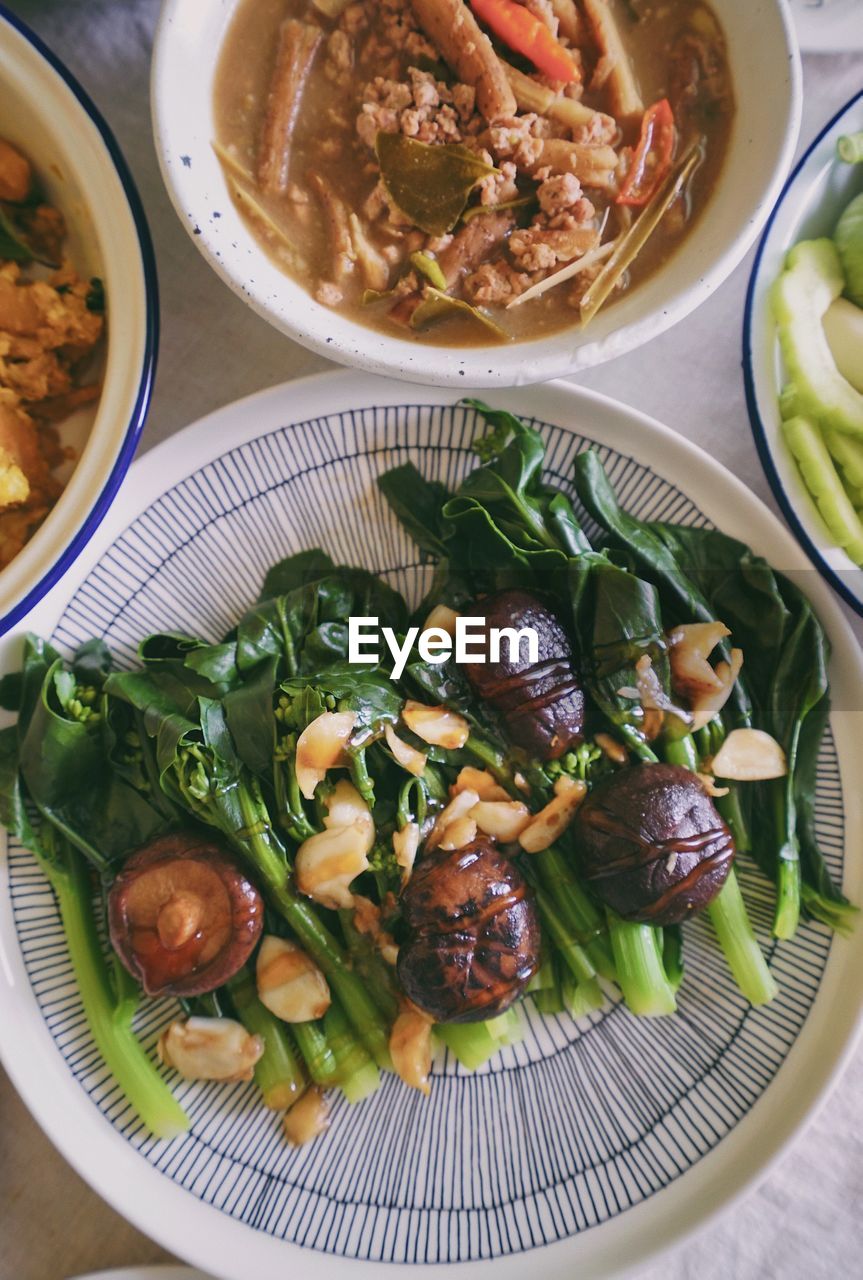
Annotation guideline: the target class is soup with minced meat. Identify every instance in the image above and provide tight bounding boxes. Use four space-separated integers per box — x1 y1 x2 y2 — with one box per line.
214 0 734 346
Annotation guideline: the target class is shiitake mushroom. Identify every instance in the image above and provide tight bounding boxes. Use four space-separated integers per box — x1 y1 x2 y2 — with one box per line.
573 763 734 926
462 589 585 761
108 832 264 997
397 835 540 1023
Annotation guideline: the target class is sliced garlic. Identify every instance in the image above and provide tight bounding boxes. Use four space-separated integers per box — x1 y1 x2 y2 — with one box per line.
470 799 531 842
295 823 371 909
284 1085 331 1146
439 816 478 850
295 781 374 909
389 1007 433 1095
690 649 744 732
710 728 787 781
668 621 731 696
427 787 480 850
393 821 420 882
158 1017 263 1082
256 935 331 1022
384 722 427 777
325 779 375 850
295 710 356 799
423 604 460 636
519 777 587 853
452 765 510 802
594 732 628 765
402 700 469 749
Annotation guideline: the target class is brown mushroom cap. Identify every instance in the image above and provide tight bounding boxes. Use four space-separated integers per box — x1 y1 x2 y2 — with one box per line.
573 763 735 926
397 836 540 1023
462 590 585 760
108 832 264 996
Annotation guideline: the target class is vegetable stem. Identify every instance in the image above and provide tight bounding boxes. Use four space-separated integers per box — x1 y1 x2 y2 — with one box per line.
533 844 616 979
228 969 306 1109
323 1003 381 1103
293 1019 342 1086
707 869 778 1005
606 910 677 1017
535 886 597 985
227 775 393 1068
43 833 189 1138
561 972 604 1017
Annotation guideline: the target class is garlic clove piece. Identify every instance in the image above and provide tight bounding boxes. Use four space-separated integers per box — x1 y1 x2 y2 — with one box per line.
439 816 478 850
384 723 427 777
423 604 460 636
295 710 356 799
709 728 788 781
668 621 731 696
470 799 531 842
324 779 374 852
256 935 331 1022
402 700 469 749
452 765 510 802
519 777 587 853
158 1016 264 1082
690 649 744 732
284 1085 331 1145
393 821 420 882
389 1007 433 1095
295 821 371 909
427 788 480 851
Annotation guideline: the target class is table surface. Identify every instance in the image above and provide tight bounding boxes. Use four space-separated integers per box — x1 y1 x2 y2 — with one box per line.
1 3 862 1278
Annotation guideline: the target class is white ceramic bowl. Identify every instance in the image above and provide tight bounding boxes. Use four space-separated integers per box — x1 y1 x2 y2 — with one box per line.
151 0 801 388
0 11 157 632
744 90 863 617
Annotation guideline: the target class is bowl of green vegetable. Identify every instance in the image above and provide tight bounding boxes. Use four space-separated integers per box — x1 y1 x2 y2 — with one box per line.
745 89 863 615
1 372 861 1280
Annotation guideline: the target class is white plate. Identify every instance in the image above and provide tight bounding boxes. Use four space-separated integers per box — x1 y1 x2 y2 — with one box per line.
790 0 863 51
744 91 863 616
1 372 862 1280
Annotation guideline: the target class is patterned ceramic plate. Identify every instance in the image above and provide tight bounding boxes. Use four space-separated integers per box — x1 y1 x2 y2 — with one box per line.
1 373 862 1280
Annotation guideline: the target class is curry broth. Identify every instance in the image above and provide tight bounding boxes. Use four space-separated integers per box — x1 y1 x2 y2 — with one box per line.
214 0 734 347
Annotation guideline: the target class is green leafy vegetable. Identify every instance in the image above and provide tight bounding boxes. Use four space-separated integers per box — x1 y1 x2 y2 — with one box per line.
375 133 496 236
410 286 507 340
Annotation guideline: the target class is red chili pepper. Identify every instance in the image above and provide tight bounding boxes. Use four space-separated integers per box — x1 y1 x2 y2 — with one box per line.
469 0 581 85
616 99 676 207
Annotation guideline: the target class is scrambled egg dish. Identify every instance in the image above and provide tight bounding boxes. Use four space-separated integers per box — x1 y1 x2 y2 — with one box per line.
0 136 104 568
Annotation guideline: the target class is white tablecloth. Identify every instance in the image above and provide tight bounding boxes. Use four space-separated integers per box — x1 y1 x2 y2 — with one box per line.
0 3 861 1278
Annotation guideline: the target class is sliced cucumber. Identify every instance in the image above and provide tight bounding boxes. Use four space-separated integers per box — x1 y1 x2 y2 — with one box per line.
772 239 863 437
823 297 863 392
825 427 863 488
782 415 863 563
